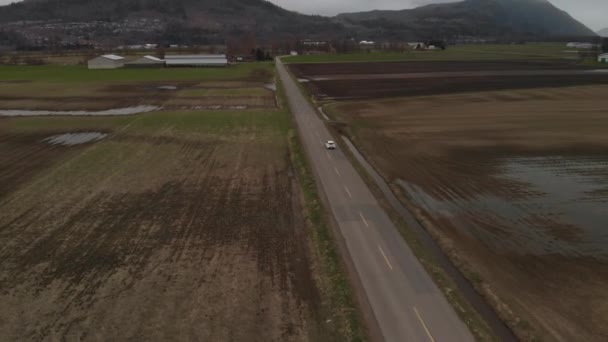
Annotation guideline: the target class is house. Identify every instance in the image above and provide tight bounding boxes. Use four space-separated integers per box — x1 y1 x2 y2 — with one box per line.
164 54 228 67
408 42 426 50
87 54 125 69
299 39 331 54
231 54 255 63
599 53 608 63
125 55 165 68
567 42 595 49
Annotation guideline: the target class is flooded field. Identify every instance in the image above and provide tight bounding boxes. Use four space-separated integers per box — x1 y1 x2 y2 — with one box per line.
0 106 159 116
328 84 608 341
399 155 608 258
43 132 108 145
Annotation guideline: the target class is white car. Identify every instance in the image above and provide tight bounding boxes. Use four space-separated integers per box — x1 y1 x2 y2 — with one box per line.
325 140 336 150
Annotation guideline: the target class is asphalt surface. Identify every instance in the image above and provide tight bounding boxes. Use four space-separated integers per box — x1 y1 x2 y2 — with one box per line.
277 58 475 342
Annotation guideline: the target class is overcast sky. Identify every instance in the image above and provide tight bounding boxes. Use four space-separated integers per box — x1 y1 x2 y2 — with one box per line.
0 0 605 31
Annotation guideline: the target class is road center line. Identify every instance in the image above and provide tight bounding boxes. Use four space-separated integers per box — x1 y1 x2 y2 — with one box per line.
413 307 436 342
344 185 352 198
359 212 369 227
334 166 341 176
378 246 393 270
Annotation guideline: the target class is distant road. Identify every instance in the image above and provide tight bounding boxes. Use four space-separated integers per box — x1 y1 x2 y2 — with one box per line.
308 68 608 81
277 58 475 342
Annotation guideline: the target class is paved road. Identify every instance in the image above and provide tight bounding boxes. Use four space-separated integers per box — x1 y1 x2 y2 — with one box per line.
277 58 475 342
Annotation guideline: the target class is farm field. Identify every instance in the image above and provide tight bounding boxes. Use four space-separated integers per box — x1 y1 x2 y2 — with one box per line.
0 65 357 341
324 84 608 341
284 43 587 64
290 60 608 100
0 64 276 111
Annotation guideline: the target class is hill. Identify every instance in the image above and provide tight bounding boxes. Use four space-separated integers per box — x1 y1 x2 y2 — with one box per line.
336 0 596 40
0 0 343 45
598 28 608 37
0 0 598 48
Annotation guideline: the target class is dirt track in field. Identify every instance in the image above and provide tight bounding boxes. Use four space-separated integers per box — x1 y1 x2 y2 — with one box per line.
330 84 608 342
0 117 333 341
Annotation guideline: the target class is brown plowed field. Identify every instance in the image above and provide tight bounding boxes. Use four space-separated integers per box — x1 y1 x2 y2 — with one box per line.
304 74 608 99
290 61 608 100
328 84 608 341
290 59 584 77
0 110 337 341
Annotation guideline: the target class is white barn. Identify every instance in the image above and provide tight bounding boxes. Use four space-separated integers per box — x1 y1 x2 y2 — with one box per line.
87 54 125 69
164 54 228 67
567 42 594 49
599 53 608 63
125 55 165 68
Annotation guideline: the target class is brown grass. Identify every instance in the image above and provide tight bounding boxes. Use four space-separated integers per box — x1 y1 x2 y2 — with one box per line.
0 110 336 341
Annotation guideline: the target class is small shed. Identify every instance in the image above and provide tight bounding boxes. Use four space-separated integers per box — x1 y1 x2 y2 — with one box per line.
88 54 125 69
164 54 228 67
599 53 608 63
125 55 165 68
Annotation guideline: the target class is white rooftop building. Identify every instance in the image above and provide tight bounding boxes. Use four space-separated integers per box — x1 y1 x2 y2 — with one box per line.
125 55 165 67
599 53 608 63
164 54 228 67
87 54 125 69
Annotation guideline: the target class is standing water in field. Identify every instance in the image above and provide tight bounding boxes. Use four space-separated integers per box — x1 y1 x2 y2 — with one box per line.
399 155 608 259
43 132 107 146
0 105 160 116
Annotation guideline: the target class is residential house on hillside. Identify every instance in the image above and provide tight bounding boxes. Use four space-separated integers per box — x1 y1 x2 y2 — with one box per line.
299 39 331 55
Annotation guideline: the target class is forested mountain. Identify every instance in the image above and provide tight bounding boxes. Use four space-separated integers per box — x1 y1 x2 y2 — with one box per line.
336 0 596 40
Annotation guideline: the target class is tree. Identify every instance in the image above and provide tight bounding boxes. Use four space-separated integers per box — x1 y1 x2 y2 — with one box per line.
255 48 264 61
427 40 447 50
602 38 608 53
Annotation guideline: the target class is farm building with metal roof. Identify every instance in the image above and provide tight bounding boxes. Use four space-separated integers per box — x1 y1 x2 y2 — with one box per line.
125 55 165 68
87 54 125 69
164 54 228 67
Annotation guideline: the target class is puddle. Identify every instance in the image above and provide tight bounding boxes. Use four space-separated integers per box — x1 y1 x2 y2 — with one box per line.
171 105 249 110
264 83 277 91
43 132 107 146
398 156 608 258
0 105 160 116
158 85 178 90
